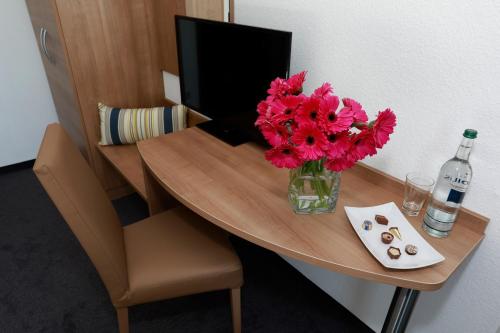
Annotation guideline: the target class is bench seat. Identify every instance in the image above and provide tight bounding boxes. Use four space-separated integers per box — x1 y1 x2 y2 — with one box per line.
98 144 147 199
98 108 208 201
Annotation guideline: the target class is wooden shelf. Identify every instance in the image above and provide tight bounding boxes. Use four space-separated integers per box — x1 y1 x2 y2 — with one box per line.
138 127 488 291
96 109 209 200
98 144 147 200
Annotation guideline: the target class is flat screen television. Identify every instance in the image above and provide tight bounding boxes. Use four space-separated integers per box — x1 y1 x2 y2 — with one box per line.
175 15 292 146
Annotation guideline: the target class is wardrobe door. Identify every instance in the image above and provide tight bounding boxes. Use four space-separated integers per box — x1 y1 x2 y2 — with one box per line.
25 0 90 161
186 0 225 21
54 0 166 193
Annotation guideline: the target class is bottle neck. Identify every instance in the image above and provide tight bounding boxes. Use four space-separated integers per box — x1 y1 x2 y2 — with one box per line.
455 137 474 160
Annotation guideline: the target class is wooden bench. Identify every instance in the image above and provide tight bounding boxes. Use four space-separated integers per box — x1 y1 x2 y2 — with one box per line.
98 109 208 200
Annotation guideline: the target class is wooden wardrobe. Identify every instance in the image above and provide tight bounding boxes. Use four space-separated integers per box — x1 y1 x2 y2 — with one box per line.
26 0 232 197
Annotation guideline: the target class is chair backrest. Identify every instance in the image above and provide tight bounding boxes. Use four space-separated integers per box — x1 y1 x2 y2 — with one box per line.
33 124 129 303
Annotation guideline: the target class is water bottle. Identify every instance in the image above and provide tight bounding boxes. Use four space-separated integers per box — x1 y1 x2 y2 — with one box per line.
423 129 477 238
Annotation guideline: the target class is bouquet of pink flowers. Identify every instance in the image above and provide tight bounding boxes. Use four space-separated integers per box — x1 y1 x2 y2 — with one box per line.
255 71 396 172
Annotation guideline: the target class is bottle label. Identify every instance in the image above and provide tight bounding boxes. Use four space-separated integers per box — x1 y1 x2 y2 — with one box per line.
444 175 469 191
447 189 465 204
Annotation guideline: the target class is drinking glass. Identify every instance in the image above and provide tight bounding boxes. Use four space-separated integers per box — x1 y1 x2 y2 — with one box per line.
402 172 434 216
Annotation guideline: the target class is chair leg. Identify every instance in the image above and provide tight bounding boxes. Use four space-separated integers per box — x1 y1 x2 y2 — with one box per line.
116 307 129 333
230 288 241 333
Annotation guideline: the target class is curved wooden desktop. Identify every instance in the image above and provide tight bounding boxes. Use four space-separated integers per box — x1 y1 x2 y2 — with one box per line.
138 127 488 331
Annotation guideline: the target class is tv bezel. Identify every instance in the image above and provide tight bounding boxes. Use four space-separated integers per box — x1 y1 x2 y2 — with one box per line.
174 15 292 122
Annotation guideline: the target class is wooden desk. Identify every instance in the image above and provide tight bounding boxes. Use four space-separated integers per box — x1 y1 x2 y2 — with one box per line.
138 127 488 332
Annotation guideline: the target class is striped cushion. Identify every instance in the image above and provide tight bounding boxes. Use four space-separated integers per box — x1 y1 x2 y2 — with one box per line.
98 103 187 145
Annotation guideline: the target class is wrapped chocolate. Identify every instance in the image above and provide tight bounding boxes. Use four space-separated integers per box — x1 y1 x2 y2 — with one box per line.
362 220 373 231
389 227 402 240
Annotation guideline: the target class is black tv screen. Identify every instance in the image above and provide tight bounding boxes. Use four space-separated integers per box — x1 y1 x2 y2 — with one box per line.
175 15 292 145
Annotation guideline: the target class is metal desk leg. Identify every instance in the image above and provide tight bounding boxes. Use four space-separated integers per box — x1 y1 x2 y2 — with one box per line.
382 287 420 333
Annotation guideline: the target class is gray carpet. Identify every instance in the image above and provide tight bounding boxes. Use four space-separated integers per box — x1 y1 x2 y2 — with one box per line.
0 165 373 333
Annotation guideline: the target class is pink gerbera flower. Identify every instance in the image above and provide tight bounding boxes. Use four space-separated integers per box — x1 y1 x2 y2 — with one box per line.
323 130 352 160
255 115 266 127
325 153 357 172
265 144 303 169
257 73 397 172
267 77 289 98
313 83 333 98
287 71 307 95
260 123 290 147
292 123 327 160
257 100 270 116
255 100 272 126
318 95 354 133
270 95 305 124
372 108 396 148
341 98 368 123
349 129 377 160
295 96 321 125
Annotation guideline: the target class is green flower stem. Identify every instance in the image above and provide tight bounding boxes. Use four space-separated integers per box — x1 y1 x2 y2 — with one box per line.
289 161 341 214
301 160 329 208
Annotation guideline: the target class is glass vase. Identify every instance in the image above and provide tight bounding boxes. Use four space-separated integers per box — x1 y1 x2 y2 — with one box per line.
288 160 341 214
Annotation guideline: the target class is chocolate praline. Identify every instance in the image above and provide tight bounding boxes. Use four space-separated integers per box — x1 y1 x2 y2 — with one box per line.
405 244 418 255
387 246 401 259
375 214 389 225
381 232 394 244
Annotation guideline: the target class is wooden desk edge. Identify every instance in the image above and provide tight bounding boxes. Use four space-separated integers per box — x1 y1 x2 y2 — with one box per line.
140 155 485 291
138 129 489 291
353 162 489 234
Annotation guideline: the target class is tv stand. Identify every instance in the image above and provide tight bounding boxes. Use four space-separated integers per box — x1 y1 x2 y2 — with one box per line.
196 120 251 146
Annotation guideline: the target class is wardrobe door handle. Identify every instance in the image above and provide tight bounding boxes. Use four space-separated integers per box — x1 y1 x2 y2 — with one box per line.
39 28 45 54
39 28 51 62
42 28 48 58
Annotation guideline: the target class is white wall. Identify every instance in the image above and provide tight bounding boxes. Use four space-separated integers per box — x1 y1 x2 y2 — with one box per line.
236 1 500 332
0 0 58 167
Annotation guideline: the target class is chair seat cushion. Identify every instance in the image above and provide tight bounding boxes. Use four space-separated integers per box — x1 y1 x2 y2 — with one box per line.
122 207 243 306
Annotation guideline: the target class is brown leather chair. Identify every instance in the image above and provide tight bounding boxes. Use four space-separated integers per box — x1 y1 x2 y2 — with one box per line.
33 124 243 333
